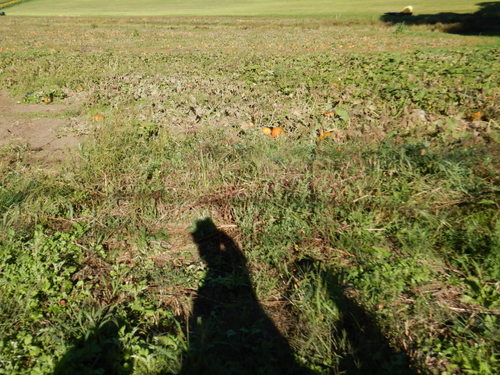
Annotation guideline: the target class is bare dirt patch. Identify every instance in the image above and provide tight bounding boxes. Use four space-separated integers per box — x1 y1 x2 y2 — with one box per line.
0 91 81 164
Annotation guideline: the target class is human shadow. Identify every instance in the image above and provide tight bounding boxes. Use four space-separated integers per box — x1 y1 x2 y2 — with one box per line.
180 218 310 375
381 2 500 35
53 317 131 375
296 259 419 375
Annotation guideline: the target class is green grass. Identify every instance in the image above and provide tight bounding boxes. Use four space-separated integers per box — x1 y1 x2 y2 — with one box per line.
0 15 499 375
7 0 481 17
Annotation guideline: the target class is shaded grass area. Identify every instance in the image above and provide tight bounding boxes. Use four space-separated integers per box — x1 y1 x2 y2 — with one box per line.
0 17 499 375
381 1 500 35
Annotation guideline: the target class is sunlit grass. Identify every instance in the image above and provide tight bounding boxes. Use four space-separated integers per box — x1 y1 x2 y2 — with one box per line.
7 0 480 17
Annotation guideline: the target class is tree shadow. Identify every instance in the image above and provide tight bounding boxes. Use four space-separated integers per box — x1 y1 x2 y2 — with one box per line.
53 317 131 375
180 218 311 375
380 2 500 36
295 259 419 375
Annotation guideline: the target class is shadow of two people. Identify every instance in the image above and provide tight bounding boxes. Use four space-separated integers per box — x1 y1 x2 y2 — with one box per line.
182 218 416 375
53 218 416 375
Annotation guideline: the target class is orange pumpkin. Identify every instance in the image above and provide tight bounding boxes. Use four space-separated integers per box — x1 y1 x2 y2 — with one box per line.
271 127 284 138
469 112 482 121
318 131 333 140
92 113 104 122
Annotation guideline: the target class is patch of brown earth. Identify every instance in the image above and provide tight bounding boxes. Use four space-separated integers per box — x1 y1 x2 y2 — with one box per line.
0 91 81 164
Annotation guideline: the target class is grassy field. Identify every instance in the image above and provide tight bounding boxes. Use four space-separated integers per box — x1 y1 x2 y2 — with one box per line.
5 0 482 17
0 8 499 375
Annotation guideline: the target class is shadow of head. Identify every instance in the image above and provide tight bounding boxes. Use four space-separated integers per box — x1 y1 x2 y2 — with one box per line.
191 218 245 270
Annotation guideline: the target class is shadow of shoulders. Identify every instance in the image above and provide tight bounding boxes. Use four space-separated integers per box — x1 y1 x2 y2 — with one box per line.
295 258 421 375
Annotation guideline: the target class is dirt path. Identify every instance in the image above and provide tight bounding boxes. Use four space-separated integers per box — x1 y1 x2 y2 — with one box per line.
0 91 81 164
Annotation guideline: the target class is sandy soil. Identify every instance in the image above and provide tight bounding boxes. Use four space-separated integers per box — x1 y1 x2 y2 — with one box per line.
0 91 81 164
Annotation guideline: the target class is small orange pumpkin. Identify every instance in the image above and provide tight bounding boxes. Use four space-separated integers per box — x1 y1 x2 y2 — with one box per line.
469 112 482 121
318 131 333 140
271 127 284 138
92 113 104 122
262 127 272 135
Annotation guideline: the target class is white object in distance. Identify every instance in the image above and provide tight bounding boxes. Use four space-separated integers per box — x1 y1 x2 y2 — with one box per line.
402 6 414 14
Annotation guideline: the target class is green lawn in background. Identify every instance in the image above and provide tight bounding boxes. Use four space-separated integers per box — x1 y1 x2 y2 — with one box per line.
6 0 482 17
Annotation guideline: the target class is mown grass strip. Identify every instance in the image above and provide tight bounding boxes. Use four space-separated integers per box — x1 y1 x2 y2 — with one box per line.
0 0 23 9
5 0 480 17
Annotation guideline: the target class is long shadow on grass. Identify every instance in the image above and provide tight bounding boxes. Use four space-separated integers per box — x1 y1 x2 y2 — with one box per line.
53 317 130 375
381 2 500 35
296 259 418 375
180 218 310 375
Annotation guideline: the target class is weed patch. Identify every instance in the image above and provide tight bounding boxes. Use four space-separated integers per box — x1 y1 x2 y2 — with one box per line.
0 17 498 375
